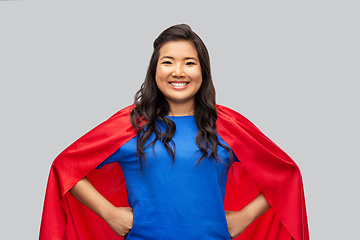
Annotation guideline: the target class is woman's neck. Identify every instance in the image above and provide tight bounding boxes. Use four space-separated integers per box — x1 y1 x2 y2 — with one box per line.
166 100 195 116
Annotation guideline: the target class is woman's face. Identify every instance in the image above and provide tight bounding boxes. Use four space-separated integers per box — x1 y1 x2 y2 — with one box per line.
155 40 202 110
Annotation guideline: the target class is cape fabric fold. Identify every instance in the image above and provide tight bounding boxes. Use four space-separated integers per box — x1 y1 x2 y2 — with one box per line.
40 105 309 240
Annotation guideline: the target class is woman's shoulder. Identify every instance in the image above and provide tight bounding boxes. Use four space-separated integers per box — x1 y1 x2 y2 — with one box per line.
216 104 248 122
84 105 135 137
216 104 261 131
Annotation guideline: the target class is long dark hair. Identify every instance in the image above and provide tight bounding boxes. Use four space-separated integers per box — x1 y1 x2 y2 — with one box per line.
130 24 232 170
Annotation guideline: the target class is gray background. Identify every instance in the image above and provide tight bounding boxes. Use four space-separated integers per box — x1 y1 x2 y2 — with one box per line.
1 1 359 239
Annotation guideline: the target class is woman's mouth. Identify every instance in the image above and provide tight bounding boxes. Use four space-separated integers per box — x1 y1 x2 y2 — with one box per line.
170 82 188 87
169 81 189 89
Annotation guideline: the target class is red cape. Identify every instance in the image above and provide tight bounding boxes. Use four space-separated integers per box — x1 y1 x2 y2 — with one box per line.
40 105 309 240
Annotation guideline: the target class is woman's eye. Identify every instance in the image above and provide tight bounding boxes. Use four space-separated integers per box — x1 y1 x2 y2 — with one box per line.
186 62 196 65
162 61 172 64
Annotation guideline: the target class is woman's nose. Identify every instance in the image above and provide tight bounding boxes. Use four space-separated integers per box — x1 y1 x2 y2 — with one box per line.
172 65 185 77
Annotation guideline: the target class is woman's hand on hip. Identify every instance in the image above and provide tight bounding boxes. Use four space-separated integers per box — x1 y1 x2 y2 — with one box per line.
225 210 251 239
226 193 271 238
68 177 134 236
104 206 133 237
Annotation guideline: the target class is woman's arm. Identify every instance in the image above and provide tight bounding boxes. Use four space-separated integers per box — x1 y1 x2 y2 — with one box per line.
226 193 270 239
69 177 133 236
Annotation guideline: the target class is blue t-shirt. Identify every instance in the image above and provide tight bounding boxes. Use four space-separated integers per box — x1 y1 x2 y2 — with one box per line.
97 116 238 240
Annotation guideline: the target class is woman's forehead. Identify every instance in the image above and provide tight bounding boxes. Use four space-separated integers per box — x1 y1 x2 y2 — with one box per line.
158 41 198 59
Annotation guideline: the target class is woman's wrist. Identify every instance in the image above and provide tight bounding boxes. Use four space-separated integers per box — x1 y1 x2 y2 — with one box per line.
100 204 117 222
237 208 255 227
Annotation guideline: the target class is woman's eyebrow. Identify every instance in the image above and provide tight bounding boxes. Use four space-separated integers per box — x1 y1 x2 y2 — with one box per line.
160 55 174 60
160 56 198 61
184 57 198 61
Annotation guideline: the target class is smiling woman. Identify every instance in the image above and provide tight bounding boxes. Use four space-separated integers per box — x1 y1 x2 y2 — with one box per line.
129 25 230 173
40 24 309 240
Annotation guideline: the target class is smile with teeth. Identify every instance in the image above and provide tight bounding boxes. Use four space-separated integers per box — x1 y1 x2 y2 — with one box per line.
170 82 189 86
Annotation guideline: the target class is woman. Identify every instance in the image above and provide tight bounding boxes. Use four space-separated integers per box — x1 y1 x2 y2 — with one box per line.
40 24 309 240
